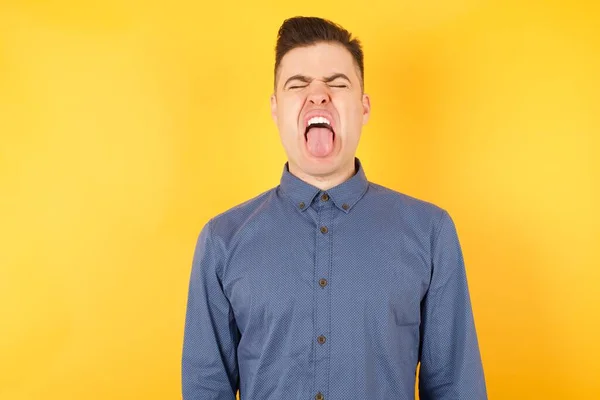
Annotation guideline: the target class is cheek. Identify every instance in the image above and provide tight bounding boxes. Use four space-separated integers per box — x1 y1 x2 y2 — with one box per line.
278 97 303 129
336 99 364 132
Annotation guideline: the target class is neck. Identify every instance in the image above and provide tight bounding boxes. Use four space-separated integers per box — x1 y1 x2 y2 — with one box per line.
288 159 356 191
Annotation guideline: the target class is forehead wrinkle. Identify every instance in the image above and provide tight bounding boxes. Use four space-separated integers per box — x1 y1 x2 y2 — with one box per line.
274 46 364 92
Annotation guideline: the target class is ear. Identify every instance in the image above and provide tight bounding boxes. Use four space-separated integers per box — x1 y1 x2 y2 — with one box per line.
270 93 278 124
361 93 371 125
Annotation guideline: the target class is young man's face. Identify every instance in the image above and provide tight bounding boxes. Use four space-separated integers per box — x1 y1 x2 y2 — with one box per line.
271 42 370 179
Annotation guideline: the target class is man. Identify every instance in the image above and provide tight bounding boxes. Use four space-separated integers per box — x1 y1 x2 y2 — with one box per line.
182 16 487 400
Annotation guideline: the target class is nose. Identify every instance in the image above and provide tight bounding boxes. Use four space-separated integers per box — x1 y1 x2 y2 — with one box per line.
307 85 331 105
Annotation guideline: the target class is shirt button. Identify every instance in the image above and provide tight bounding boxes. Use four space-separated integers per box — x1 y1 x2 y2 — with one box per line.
319 278 328 288
299 202 305 209
342 203 349 210
315 392 324 400
320 226 328 234
321 193 329 201
317 335 326 344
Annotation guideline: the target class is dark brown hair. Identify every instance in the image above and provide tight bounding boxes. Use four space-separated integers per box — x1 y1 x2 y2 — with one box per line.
274 16 364 91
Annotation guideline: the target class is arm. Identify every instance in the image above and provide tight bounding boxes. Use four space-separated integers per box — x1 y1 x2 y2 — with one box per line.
182 219 240 400
418 211 487 399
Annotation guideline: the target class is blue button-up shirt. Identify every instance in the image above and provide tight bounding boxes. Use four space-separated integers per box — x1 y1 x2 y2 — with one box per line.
182 158 487 399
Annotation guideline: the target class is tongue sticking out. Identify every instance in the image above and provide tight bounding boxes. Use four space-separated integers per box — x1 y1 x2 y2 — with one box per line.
306 127 334 157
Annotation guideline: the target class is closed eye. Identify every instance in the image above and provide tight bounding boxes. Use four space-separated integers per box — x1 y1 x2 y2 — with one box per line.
288 85 308 90
329 84 348 88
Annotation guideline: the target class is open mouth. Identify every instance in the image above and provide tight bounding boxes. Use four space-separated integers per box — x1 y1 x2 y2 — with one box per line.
303 114 337 157
304 116 335 141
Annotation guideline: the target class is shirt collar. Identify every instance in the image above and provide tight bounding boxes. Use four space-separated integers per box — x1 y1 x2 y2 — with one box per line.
279 157 369 213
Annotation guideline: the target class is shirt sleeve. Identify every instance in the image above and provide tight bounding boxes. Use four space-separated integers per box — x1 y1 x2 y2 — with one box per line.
182 219 240 400
418 211 487 399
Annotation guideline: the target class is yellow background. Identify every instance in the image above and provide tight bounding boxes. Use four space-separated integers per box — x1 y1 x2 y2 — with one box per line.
1 1 599 399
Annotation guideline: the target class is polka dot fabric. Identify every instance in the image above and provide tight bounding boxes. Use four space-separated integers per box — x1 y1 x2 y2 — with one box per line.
182 158 487 399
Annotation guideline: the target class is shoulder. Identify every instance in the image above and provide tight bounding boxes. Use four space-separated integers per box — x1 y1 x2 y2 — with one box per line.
366 181 456 255
367 181 447 224
202 186 278 245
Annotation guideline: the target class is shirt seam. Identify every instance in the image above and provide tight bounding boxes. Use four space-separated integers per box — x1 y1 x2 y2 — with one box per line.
205 218 242 396
206 218 220 276
431 209 448 271
423 209 449 368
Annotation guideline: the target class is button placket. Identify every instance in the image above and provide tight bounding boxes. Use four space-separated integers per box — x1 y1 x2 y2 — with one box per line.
314 200 332 399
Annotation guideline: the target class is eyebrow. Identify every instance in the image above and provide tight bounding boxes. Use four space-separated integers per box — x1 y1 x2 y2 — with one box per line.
283 73 352 88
